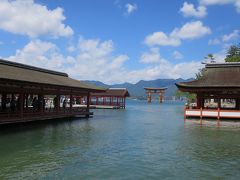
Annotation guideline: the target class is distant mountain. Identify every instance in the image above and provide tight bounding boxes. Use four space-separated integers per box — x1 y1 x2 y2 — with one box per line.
85 80 109 88
84 78 193 98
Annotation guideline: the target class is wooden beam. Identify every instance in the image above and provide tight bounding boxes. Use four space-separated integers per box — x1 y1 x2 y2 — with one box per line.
86 92 90 117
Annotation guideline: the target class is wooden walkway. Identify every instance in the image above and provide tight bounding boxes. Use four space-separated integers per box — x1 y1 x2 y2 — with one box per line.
75 104 121 109
91 105 120 109
0 108 93 125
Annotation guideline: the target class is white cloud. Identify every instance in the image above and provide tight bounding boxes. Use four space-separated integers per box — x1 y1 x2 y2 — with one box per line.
173 51 183 59
6 38 203 84
200 0 235 5
144 32 180 46
7 39 69 69
222 30 240 42
6 38 129 84
126 60 203 81
169 61 203 79
180 2 207 18
145 21 211 47
68 38 129 83
202 44 232 63
125 3 137 14
200 0 240 13
203 47 229 63
213 51 226 62
140 48 162 63
208 38 221 45
208 29 240 45
236 0 240 12
67 45 76 53
171 21 211 39
0 0 73 38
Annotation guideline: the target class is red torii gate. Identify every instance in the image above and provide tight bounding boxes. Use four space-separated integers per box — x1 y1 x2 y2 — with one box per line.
144 87 168 103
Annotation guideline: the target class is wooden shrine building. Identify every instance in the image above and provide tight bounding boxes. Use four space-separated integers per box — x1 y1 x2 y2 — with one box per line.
176 62 240 120
90 88 130 109
0 59 105 125
144 87 167 103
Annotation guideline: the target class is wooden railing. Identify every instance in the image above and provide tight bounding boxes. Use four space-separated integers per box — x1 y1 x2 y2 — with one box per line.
185 107 240 119
0 107 90 124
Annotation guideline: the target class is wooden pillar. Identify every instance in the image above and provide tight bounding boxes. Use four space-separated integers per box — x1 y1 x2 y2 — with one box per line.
25 94 28 109
124 97 126 109
184 106 186 120
89 96 92 106
19 93 24 118
217 98 221 109
236 98 240 110
196 94 203 109
201 98 204 108
110 96 112 106
159 92 163 103
217 99 221 126
96 97 99 105
1 93 7 111
148 92 151 103
56 94 60 113
87 92 90 110
38 94 44 114
86 92 90 118
70 94 73 113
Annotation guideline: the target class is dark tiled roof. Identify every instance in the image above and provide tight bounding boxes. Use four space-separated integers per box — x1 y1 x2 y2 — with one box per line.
0 59 105 91
176 62 240 89
91 88 130 97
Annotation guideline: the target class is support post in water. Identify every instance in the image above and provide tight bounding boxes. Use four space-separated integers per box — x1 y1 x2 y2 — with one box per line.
217 108 220 126
200 107 203 125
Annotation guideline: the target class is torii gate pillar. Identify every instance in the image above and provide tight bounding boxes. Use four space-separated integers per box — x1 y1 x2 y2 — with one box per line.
147 92 152 103
144 87 168 103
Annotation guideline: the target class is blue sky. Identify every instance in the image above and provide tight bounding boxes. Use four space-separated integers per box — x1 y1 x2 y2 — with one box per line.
0 0 239 84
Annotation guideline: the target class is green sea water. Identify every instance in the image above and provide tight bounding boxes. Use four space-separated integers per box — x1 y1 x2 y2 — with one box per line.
0 100 240 179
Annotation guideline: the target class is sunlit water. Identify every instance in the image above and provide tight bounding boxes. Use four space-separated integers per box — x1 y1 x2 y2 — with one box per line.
0 100 240 179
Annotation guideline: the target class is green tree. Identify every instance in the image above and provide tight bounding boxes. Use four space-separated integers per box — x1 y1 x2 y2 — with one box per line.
195 53 214 80
175 90 196 103
195 68 206 80
204 53 215 63
225 44 240 62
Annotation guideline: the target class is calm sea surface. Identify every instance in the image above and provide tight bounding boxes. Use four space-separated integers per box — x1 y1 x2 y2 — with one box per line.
0 100 240 179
